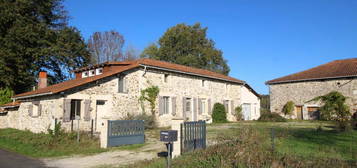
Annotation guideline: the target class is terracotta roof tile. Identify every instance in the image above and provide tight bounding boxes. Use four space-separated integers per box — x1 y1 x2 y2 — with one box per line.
14 58 246 99
0 101 21 108
266 58 357 84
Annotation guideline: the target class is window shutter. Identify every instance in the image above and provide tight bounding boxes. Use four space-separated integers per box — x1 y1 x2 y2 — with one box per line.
193 98 197 121
63 99 71 122
198 98 202 115
83 99 91 121
38 104 42 116
159 96 164 116
28 104 33 117
231 100 235 115
118 77 124 93
171 97 176 116
182 97 186 118
124 77 128 93
208 99 212 115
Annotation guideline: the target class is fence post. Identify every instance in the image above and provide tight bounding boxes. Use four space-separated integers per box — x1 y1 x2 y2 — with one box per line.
171 117 184 157
271 127 275 153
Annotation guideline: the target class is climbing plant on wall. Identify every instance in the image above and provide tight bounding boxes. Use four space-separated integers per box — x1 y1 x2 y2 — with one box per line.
139 86 160 119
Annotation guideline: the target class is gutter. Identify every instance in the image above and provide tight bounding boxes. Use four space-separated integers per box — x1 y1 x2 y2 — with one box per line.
13 92 53 100
266 75 357 85
139 64 244 85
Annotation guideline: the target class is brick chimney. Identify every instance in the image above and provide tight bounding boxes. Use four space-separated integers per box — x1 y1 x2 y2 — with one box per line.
38 71 47 89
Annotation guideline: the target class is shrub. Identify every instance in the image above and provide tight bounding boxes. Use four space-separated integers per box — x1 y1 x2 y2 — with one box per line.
308 91 351 131
234 106 243 121
212 103 227 123
258 113 287 122
47 121 64 138
282 101 294 116
0 87 14 105
122 113 156 129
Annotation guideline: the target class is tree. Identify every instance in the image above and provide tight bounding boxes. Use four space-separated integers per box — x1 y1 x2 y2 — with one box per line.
88 30 125 64
141 23 230 75
260 94 270 114
308 91 351 131
212 103 228 123
0 88 14 105
0 0 90 93
282 101 294 117
123 44 140 61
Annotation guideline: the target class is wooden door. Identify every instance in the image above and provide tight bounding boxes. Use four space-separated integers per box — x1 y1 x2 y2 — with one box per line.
296 106 303 120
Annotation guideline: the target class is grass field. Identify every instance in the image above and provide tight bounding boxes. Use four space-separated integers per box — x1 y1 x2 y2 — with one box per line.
0 128 107 158
124 121 357 168
0 128 157 158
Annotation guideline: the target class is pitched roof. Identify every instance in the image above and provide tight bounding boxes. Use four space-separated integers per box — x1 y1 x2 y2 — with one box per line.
0 101 21 108
14 58 248 99
266 58 357 85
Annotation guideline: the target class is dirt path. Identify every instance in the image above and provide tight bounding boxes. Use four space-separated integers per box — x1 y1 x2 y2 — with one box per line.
43 138 165 168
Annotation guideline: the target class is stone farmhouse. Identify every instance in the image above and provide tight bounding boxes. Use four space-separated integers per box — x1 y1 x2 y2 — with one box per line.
0 58 260 133
266 58 357 120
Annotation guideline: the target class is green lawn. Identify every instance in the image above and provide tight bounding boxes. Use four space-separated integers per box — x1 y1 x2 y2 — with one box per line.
124 121 357 168
0 128 158 158
0 128 108 158
208 121 357 161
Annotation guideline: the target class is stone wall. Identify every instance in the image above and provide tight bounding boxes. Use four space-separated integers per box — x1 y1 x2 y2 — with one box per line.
0 67 260 133
138 68 245 126
269 78 357 119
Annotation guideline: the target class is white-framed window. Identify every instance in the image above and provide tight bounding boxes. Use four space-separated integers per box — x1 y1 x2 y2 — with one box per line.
118 75 127 93
82 71 89 78
185 98 192 112
70 99 81 120
163 96 170 114
164 74 169 83
96 68 103 75
89 70 95 77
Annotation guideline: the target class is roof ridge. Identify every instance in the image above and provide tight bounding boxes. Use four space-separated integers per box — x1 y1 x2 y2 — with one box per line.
266 57 357 84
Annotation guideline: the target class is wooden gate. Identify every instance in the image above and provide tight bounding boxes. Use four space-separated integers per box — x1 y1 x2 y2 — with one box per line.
181 120 206 153
107 120 144 147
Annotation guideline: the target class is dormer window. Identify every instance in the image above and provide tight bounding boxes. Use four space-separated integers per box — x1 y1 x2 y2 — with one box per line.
96 68 103 75
82 71 89 78
89 70 95 77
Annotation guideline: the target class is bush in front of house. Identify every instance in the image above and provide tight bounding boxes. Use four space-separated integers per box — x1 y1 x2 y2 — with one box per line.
258 113 287 122
282 101 294 116
234 106 243 121
212 103 227 123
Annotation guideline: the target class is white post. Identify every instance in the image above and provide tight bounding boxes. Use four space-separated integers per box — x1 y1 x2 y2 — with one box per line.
171 117 184 157
100 119 109 148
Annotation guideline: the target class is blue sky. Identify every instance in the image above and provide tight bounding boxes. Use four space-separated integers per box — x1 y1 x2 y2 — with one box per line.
64 0 357 94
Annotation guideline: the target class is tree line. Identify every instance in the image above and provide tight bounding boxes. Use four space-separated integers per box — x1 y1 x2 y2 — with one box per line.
0 0 231 104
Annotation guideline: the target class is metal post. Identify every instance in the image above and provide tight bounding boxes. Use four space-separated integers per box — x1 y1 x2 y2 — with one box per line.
271 128 275 153
167 142 171 168
91 119 94 138
77 118 80 143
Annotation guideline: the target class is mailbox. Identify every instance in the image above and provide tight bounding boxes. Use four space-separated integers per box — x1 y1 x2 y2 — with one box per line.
160 130 178 142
